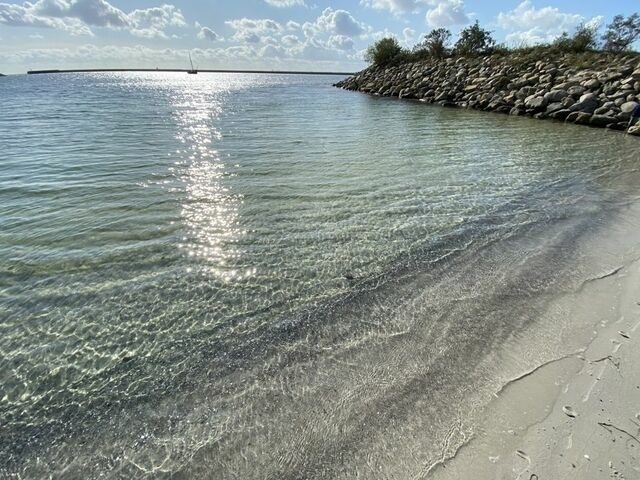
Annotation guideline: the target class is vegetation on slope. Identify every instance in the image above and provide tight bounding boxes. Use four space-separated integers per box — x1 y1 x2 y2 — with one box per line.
365 13 640 68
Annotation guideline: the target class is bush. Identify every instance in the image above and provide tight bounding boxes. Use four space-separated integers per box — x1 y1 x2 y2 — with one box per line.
454 21 495 56
413 28 452 59
602 14 640 53
553 23 599 53
365 37 405 66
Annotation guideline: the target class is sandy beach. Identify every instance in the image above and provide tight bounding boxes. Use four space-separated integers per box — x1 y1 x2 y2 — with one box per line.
430 243 640 479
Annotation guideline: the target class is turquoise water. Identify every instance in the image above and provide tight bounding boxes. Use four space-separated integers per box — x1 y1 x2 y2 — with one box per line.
1 72 640 478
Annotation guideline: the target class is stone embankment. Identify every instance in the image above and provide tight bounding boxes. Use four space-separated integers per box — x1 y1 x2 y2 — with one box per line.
335 53 640 136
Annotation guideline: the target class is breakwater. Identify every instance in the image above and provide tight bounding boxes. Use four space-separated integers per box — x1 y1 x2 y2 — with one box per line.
335 53 640 136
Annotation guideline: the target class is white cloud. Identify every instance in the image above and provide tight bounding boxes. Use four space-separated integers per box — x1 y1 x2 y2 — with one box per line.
264 0 306 7
197 26 219 42
281 34 301 46
327 34 355 51
0 2 93 35
360 0 428 14
314 8 365 37
286 20 300 30
425 0 469 28
0 0 186 38
402 27 416 44
497 1 601 46
0 43 365 73
225 18 283 43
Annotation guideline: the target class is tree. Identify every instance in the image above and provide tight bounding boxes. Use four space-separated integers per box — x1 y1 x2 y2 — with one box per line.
602 14 640 53
365 37 404 66
454 21 495 56
413 28 452 59
553 23 599 52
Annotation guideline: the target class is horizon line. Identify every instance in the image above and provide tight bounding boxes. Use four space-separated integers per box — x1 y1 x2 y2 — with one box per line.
25 68 355 76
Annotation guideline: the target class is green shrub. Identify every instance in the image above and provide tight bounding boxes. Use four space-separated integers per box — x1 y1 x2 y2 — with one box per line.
365 37 405 66
413 28 452 59
602 14 640 53
454 21 495 56
552 23 599 53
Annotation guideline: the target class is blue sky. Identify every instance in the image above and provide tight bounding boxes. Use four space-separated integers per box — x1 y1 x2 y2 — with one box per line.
0 1 638 73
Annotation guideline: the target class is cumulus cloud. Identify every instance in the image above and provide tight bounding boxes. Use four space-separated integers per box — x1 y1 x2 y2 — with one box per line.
327 34 355 51
402 27 416 43
0 2 92 34
314 8 365 37
497 1 600 46
225 18 283 43
264 0 306 7
425 0 469 28
197 26 219 42
360 0 428 14
0 0 186 38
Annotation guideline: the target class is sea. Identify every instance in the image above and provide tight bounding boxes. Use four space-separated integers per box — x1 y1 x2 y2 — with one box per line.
1 72 640 478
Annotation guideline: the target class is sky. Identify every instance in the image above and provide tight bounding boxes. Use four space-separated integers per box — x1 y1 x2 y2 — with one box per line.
0 0 638 74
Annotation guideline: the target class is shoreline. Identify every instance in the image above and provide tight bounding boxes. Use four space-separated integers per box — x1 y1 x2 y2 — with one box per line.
427 214 640 479
335 52 640 137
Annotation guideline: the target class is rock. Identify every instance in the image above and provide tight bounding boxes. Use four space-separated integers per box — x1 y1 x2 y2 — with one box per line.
606 122 628 131
525 95 547 110
568 85 586 97
583 78 601 90
566 111 592 124
338 53 640 134
621 101 639 113
550 109 572 120
590 115 617 127
516 86 537 99
546 102 564 114
574 112 593 125
569 93 600 113
544 89 568 102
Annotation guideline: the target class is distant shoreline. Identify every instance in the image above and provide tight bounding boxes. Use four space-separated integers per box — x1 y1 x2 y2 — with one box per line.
26 68 353 76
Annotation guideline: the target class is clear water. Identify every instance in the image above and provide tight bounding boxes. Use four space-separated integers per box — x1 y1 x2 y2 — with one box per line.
1 72 640 478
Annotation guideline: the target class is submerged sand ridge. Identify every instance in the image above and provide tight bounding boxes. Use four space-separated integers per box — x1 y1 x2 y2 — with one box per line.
335 52 640 136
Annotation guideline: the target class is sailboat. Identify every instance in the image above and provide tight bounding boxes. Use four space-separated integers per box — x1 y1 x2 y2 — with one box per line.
187 53 198 74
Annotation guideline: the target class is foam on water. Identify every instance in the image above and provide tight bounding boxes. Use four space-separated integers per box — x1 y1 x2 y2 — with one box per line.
1 72 640 478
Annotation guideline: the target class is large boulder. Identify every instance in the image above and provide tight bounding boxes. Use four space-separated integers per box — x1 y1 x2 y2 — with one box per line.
550 109 572 120
546 102 564 114
590 115 618 127
568 85 586 97
565 112 592 124
569 93 600 113
621 101 639 114
583 78 601 90
525 95 548 110
544 89 568 103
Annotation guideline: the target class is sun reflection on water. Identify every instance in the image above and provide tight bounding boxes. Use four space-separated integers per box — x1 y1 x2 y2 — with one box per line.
171 81 247 281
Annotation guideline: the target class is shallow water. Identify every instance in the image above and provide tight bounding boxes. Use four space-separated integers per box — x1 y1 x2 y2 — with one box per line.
1 72 640 478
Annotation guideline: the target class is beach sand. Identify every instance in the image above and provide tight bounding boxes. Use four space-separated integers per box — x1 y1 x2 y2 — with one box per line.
430 254 640 479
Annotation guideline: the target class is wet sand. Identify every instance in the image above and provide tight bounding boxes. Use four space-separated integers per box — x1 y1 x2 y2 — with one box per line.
430 255 640 479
